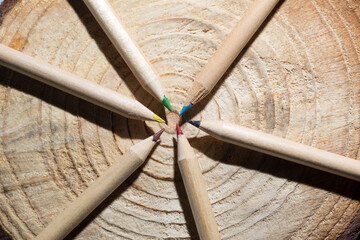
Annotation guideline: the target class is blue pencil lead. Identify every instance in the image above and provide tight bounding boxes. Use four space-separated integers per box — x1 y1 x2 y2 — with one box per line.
180 103 193 116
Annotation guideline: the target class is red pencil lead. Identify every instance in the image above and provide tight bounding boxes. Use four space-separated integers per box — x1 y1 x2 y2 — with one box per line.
176 124 183 135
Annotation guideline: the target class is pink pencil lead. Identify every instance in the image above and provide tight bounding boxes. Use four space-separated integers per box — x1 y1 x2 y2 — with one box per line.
153 128 165 141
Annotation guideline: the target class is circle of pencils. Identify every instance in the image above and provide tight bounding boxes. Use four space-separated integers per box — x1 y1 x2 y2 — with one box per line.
1 0 359 239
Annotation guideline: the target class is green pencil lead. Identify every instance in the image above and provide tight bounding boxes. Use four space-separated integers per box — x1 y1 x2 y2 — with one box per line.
162 95 173 112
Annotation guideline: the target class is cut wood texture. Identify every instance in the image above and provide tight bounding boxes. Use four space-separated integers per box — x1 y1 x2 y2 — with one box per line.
0 0 359 239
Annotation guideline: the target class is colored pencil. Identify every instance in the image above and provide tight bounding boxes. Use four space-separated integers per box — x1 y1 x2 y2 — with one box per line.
180 0 279 115
176 124 221 240
0 44 165 123
83 0 173 111
35 129 165 240
187 120 360 182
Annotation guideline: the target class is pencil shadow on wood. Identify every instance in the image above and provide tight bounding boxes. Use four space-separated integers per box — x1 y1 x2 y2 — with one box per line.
66 0 166 120
0 67 151 140
338 209 360 240
0 0 18 25
0 225 11 240
173 138 200 239
181 0 285 121
64 143 160 240
189 135 360 201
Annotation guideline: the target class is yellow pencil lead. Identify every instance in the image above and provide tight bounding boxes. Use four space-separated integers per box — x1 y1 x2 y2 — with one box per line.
153 113 166 123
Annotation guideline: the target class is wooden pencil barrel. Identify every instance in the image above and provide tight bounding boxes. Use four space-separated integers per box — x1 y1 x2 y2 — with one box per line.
35 137 155 240
83 0 165 102
177 134 220 240
0 44 155 121
200 121 360 182
188 0 280 104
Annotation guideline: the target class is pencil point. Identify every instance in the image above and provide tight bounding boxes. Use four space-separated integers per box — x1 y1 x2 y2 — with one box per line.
162 96 173 112
179 103 193 116
176 124 183 135
153 113 166 123
153 128 165 141
187 120 201 128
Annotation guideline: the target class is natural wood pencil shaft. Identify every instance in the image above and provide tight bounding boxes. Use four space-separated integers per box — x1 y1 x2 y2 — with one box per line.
186 0 279 105
198 121 360 182
35 136 157 240
177 134 221 240
83 0 165 102
0 44 158 122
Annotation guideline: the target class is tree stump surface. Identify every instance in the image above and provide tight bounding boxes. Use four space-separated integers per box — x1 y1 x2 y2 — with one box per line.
0 0 360 239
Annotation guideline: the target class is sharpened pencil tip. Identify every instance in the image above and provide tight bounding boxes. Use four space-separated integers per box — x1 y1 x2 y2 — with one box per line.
186 120 201 128
162 96 173 112
176 124 183 135
153 128 165 141
179 103 193 116
153 113 166 123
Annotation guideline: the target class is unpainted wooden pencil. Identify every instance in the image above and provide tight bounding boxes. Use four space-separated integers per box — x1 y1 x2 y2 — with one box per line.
180 0 280 115
176 124 221 240
35 129 165 240
83 0 173 111
188 120 360 182
0 44 165 123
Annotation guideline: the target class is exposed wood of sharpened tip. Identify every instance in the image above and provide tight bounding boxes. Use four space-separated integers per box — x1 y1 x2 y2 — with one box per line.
35 135 158 240
0 44 160 122
197 121 360 182
83 0 168 106
185 0 280 107
177 134 221 240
